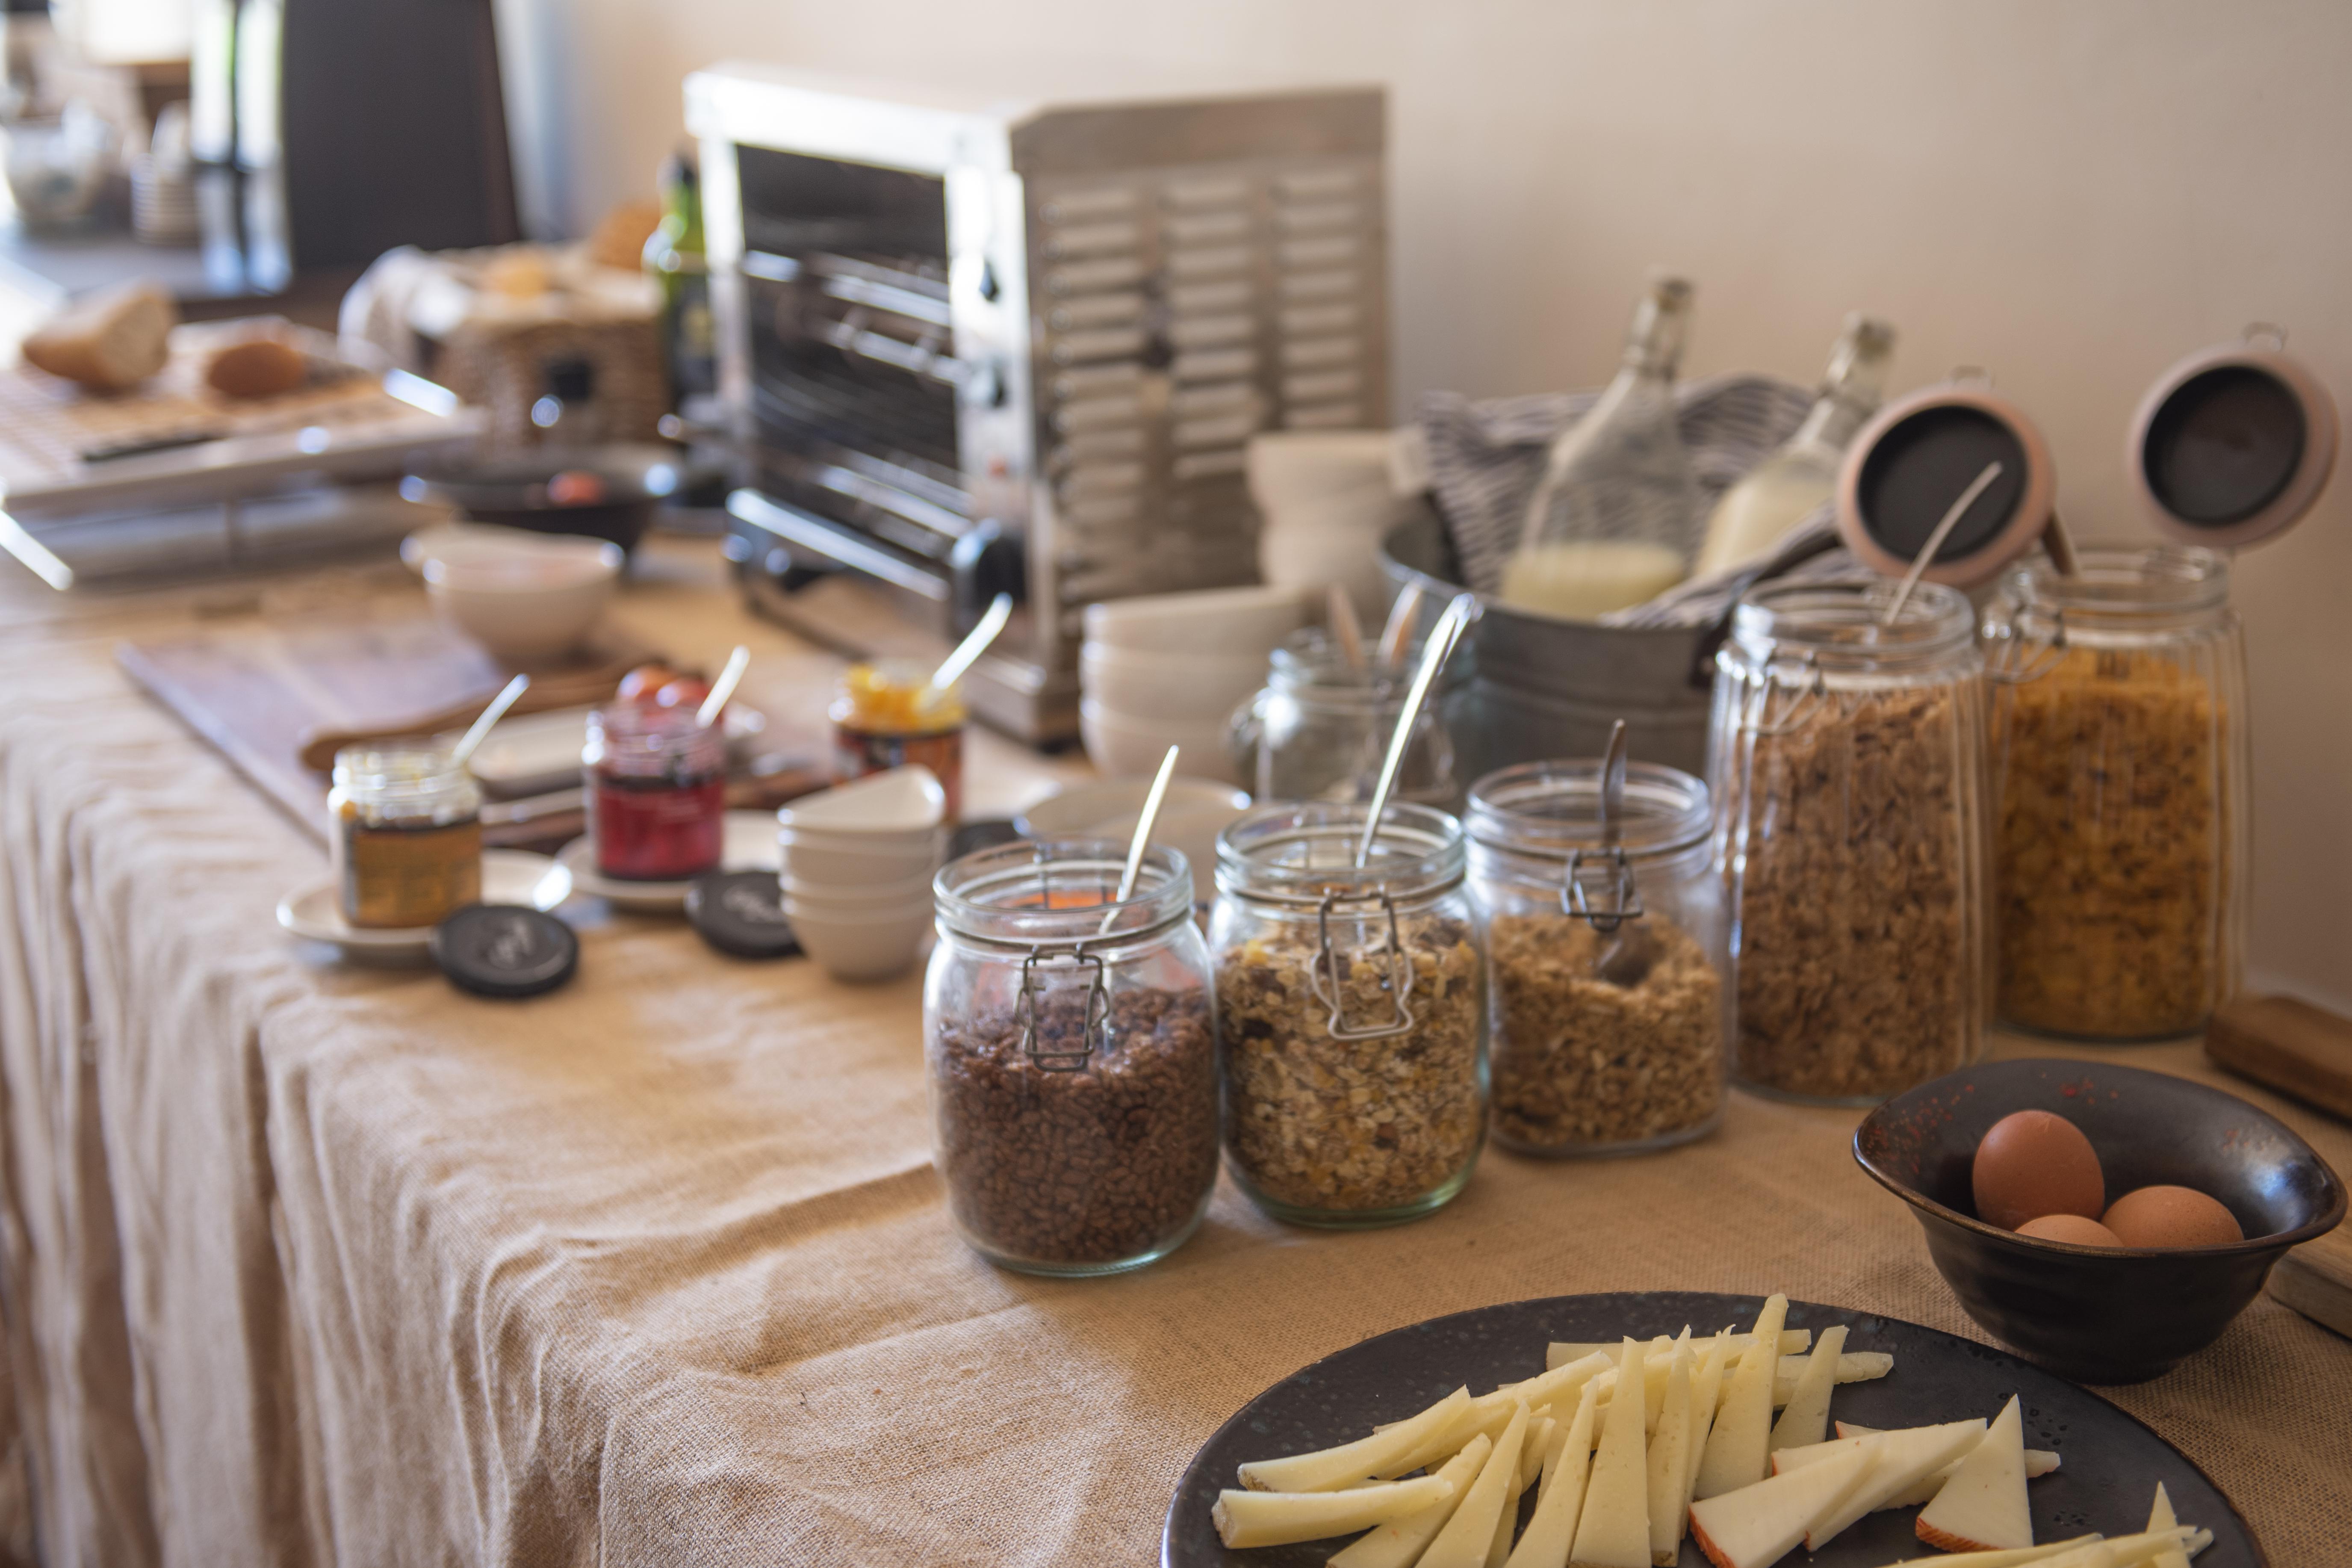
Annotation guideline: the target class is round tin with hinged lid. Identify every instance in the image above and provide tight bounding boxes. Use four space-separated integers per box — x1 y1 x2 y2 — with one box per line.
1835 378 2060 589
2128 324 2339 549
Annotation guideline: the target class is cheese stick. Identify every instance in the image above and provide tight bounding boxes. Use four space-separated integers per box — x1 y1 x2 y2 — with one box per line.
1330 1437 1493 1568
1212 1473 1458 1549
1239 1386 1471 1491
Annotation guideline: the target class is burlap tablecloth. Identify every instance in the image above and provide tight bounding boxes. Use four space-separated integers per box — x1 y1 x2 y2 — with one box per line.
0 544 2343 1568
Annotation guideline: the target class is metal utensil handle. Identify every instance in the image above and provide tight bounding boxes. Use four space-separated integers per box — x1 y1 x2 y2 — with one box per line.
1306 890 1419 1042
1739 650 1829 736
1353 593 1477 868
1883 460 2003 626
1599 720 1628 853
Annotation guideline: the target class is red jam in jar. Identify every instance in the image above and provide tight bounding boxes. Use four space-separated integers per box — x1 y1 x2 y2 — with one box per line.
585 702 726 880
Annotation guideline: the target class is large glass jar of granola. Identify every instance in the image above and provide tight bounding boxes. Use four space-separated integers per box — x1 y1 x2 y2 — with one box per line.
1466 757 1728 1156
926 839 1220 1277
1709 579 1991 1104
1982 547 2248 1040
1211 801 1487 1227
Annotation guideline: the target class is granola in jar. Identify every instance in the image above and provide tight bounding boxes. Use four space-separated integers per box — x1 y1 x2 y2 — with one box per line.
1467 757 1729 1155
1212 801 1487 1225
1710 581 1990 1104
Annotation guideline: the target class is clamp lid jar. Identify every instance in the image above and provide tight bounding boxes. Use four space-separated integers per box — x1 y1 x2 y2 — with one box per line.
1708 578 1991 1104
925 838 1218 1276
1466 756 1728 1156
1210 800 1486 1227
1984 546 2247 1041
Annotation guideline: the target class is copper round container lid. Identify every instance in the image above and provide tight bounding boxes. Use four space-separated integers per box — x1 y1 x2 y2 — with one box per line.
1836 379 2059 590
2129 328 2338 550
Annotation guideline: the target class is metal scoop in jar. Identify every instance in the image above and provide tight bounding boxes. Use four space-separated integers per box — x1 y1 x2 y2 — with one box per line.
1567 721 1657 988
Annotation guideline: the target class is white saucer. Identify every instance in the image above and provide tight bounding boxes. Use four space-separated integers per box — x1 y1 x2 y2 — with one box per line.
555 809 782 913
277 849 573 964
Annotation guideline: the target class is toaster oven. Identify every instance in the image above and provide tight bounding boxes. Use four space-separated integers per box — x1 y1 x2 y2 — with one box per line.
685 65 1389 742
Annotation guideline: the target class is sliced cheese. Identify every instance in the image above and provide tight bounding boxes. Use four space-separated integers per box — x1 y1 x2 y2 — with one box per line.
1332 1437 1493 1568
1680 1332 1732 1542
1212 1472 1456 1548
1420 1403 1532 1568
1569 1346 1888 1420
1241 1385 1473 1491
1692 1295 1788 1500
1547 1329 1811 1370
1509 1383 1597 1568
1916 1395 2033 1553
1804 1420 1983 1550
1835 1420 2059 1500
1876 1535 2100 1567
1568 1340 1650 1568
2146 1483 2193 1568
1686 1443 1872 1568
1765 1324 1847 1453
1521 1416 1556 1493
2083 1530 2201 1568
1644 1333 1696 1566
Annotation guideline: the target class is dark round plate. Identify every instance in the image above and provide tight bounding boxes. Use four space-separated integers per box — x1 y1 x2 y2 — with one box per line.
1161 1292 2263 1568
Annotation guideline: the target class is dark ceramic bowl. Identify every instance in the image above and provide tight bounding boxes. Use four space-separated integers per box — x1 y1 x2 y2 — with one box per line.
1855 1057 2344 1383
401 445 679 554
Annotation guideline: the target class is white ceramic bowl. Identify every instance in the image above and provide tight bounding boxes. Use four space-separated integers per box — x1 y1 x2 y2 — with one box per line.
781 865 934 908
1078 641 1269 723
1079 699 1240 784
1081 585 1308 656
777 829 943 887
422 539 620 663
776 766 946 836
402 520 609 576
784 897 933 983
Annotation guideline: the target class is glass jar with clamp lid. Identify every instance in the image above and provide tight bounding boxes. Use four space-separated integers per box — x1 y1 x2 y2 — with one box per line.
925 838 1219 1276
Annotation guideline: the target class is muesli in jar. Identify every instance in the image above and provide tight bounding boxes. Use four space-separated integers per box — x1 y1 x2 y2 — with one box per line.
1212 802 1487 1225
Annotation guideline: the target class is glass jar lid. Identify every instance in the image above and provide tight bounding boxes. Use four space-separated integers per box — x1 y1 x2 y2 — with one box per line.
331 744 474 804
586 701 727 777
2006 544 2229 622
934 838 1194 949
1214 800 1464 907
1467 759 1711 862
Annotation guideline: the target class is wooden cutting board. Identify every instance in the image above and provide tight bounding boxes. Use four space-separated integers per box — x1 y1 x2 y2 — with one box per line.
2207 993 2352 1124
118 608 825 851
2268 1228 2352 1341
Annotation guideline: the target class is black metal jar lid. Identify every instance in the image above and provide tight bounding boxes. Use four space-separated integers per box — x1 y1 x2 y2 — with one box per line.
685 870 802 960
2128 325 2338 550
431 904 580 998
1835 377 2059 589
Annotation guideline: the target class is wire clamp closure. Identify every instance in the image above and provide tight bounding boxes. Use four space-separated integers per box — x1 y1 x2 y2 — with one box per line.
1013 947 1109 1072
1307 889 1418 1041
1561 848 1645 934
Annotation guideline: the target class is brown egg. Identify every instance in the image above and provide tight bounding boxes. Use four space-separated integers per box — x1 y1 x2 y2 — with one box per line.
2016 1213 2124 1247
1971 1109 2106 1230
2102 1185 2245 1249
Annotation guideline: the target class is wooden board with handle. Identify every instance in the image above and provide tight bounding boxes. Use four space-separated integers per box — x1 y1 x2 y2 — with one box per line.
2207 993 2352 1125
2267 1228 2352 1341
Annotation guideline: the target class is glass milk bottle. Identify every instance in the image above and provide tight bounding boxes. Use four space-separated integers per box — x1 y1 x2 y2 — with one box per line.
1694 314 1896 577
1500 274 1701 621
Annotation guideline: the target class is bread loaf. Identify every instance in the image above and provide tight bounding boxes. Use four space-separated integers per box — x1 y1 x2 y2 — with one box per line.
204 337 310 400
20 282 177 391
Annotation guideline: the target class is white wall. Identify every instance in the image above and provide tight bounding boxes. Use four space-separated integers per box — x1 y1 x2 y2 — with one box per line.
507 0 2352 1012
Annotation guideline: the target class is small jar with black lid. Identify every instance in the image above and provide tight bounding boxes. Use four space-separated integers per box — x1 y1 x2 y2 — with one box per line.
1467 758 1728 1156
926 839 1218 1276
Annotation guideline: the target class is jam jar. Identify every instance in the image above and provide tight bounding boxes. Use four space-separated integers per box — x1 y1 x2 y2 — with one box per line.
584 702 726 880
833 658 965 819
329 746 483 927
927 839 1219 1276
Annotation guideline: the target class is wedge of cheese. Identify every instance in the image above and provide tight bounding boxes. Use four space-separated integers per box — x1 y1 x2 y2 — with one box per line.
1419 1403 1531 1568
1765 1324 1846 1453
1875 1536 2100 1567
1916 1395 2033 1553
2145 1485 2193 1568
1803 1420 1983 1550
1692 1295 1788 1500
1331 1438 1493 1568
1508 1383 1597 1568
1547 1329 1811 1370
1558 1343 1887 1418
1644 1334 1696 1566
1521 1416 1556 1492
1569 1340 1651 1568
1241 1386 1473 1491
1833 1420 2059 1502
1213 1472 1457 1548
1686 1442 1872 1568
1679 1332 1732 1541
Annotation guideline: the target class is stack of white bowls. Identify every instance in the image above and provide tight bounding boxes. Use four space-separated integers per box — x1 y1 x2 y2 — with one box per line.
776 766 947 982
1079 586 1308 783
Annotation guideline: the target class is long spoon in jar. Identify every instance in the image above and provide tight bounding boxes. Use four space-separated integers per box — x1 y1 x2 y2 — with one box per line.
919 593 1014 715
448 673 531 768
1883 460 2003 626
696 644 750 728
1098 744 1180 936
1352 592 1478 868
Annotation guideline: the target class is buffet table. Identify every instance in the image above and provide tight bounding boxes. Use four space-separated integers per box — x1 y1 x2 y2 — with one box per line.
0 541 2343 1568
